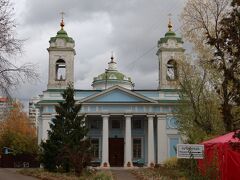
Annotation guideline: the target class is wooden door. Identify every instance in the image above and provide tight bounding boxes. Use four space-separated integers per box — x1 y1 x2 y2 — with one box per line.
109 138 124 167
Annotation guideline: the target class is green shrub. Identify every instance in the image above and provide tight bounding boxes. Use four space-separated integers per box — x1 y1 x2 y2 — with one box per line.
163 157 178 169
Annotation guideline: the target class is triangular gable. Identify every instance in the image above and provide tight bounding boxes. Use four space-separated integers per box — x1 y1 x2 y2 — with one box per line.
80 85 157 103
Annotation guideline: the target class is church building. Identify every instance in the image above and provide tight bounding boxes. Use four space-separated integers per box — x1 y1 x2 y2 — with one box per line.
37 17 184 167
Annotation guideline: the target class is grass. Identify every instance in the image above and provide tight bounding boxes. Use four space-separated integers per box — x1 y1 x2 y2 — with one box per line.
132 167 186 180
18 168 113 180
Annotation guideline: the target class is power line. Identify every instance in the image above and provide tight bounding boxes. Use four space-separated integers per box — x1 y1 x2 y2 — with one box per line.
124 1 184 70
127 45 157 67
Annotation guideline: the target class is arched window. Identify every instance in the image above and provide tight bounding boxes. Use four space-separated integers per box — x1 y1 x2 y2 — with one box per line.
167 59 177 80
56 59 66 80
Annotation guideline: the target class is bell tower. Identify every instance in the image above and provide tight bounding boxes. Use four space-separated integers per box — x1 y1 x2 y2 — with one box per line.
47 14 76 89
156 17 185 89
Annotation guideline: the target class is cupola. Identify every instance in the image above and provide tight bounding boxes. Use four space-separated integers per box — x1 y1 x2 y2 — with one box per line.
92 55 134 90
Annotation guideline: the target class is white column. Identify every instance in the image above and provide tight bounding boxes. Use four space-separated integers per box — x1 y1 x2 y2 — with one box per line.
41 115 52 142
147 115 155 167
101 115 110 167
157 115 168 164
124 115 132 167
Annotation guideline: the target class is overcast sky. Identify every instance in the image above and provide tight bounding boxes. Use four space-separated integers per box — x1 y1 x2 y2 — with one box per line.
10 0 187 109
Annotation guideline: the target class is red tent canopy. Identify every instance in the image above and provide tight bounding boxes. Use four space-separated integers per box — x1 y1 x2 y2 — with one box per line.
198 131 240 180
202 132 239 144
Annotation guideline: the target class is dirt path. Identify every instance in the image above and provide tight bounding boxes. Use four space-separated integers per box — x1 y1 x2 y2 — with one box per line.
111 169 137 180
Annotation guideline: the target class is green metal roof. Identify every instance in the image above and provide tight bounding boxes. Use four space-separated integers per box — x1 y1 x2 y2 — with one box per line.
93 71 132 82
165 30 176 37
159 30 183 44
49 28 74 43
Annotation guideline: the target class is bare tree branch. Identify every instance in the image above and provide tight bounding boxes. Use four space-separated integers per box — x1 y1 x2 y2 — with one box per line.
0 0 39 97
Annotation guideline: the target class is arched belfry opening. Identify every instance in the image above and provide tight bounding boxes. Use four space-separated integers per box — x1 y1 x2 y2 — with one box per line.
56 59 66 80
166 59 177 80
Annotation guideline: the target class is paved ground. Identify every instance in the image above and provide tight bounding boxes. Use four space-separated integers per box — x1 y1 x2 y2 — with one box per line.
111 169 137 180
0 168 38 180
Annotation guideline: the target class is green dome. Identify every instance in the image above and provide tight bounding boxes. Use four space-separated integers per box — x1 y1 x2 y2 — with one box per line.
158 21 183 44
92 56 134 89
56 29 68 37
49 28 74 43
93 71 132 82
165 30 176 37
159 30 183 44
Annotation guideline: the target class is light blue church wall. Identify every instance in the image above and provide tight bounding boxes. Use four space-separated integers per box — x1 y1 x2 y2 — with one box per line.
91 89 147 102
136 91 159 100
75 91 100 99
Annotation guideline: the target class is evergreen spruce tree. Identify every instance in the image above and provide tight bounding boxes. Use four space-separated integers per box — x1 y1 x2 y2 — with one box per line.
40 83 91 175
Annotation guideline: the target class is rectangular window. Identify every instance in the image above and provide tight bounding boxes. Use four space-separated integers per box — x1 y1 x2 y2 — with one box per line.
133 119 142 129
91 139 99 159
112 120 120 129
90 119 100 129
133 138 142 159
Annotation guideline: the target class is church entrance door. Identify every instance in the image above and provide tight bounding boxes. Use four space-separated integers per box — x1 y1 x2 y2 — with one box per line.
109 138 124 166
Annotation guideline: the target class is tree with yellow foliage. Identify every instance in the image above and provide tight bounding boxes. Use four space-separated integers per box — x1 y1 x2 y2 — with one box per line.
0 102 38 155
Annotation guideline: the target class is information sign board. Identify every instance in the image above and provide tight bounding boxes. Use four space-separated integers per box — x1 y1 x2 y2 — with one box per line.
177 144 204 159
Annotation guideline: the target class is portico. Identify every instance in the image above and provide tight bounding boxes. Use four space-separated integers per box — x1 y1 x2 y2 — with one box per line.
84 113 157 167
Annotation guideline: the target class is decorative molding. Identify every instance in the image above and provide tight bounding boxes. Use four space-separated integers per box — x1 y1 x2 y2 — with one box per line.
166 116 178 129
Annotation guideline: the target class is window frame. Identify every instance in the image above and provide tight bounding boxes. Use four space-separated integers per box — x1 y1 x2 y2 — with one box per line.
90 119 100 129
91 138 100 159
132 137 143 159
55 59 66 81
132 119 142 129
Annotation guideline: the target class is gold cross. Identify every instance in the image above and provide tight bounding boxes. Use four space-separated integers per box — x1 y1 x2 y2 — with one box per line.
168 13 173 31
60 11 65 20
111 51 114 62
60 12 65 29
168 13 172 19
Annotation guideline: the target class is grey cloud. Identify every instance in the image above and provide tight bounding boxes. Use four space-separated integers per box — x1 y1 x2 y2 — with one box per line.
11 0 187 109
22 0 138 26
